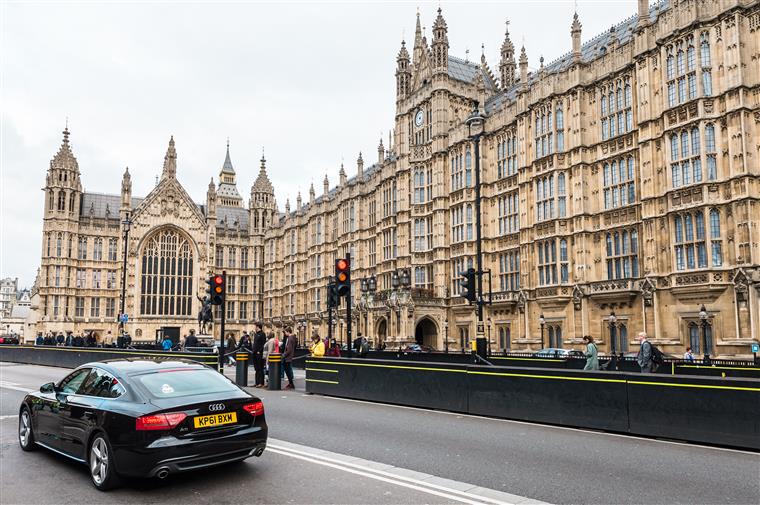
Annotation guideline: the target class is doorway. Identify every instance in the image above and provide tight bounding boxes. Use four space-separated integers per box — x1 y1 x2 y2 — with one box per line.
414 317 438 349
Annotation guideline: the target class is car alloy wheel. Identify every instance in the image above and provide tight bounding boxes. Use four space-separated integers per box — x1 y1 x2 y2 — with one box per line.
18 409 35 451
89 435 119 490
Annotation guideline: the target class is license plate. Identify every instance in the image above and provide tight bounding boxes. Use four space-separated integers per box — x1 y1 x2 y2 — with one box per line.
193 412 237 429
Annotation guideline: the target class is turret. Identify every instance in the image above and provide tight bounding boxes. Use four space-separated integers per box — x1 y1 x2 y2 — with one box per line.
296 192 302 212
339 163 347 186
499 20 516 89
45 125 82 218
378 138 384 165
323 174 329 196
309 183 315 204
206 178 217 219
357 152 364 178
396 40 411 100
519 46 528 88
216 140 243 207
431 8 448 73
571 12 582 62
250 150 275 233
121 167 132 209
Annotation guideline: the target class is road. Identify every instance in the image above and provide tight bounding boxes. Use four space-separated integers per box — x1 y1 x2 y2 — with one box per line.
1 362 758 505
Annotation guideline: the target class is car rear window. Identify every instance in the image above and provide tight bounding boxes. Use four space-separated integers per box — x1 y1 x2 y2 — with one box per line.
135 368 239 399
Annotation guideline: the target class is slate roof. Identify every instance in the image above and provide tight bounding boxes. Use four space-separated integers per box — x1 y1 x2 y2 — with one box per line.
216 206 249 229
447 55 497 90
80 193 144 219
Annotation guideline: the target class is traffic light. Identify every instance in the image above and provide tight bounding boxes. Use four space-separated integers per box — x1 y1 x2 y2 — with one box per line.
335 258 351 297
327 283 340 308
459 268 477 303
208 274 225 305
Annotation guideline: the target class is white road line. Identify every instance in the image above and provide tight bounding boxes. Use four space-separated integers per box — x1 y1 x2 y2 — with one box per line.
0 382 33 394
268 438 545 505
316 395 760 457
0 415 19 420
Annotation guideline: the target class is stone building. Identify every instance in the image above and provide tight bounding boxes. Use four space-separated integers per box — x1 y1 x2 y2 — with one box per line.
262 0 760 357
35 131 273 343
0 277 19 319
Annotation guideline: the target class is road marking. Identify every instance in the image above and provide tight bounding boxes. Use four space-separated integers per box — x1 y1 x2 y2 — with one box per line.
0 415 19 420
268 438 545 505
316 395 760 456
0 382 33 393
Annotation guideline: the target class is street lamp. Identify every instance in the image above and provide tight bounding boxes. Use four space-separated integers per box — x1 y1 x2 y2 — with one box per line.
699 304 710 360
119 213 132 335
539 313 546 349
609 310 617 354
487 317 492 356
443 318 449 354
465 101 487 358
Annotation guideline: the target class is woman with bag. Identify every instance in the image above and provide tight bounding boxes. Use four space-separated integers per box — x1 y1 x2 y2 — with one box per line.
582 335 599 371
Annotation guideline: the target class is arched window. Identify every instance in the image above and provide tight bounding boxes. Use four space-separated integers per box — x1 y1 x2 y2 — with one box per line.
559 239 569 282
676 49 684 75
705 124 715 151
465 204 473 240
666 54 674 79
140 229 194 316
48 191 54 211
601 94 607 115
624 83 632 107
700 33 711 67
557 173 566 217
687 44 696 71
710 209 722 266
46 234 51 257
619 324 629 352
465 150 472 187
56 233 62 257
689 323 700 354
57 191 66 211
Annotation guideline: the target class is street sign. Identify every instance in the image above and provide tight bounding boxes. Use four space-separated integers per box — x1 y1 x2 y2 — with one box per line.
751 343 759 353
119 314 128 323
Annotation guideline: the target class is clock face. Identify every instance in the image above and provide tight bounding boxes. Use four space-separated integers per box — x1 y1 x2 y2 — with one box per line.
415 109 424 127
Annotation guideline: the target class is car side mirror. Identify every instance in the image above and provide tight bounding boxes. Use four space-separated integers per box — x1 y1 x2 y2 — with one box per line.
40 382 56 393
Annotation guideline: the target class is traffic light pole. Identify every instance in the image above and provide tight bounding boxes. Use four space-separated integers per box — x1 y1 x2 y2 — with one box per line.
473 134 487 360
218 271 226 373
345 253 352 358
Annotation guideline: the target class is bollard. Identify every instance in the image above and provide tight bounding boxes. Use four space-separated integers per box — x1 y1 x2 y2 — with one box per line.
235 352 249 387
268 353 282 390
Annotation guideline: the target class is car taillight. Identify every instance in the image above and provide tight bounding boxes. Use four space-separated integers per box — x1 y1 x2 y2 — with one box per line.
242 401 264 417
135 412 187 431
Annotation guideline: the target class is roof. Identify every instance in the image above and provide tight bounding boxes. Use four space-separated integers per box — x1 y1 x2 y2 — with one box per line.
216 206 249 229
90 358 207 374
447 55 496 90
9 304 30 319
80 193 144 219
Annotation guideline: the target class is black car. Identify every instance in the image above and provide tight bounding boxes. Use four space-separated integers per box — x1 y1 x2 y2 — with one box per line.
18 358 267 490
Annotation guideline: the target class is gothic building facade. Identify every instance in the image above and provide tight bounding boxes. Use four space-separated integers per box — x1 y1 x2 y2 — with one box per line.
36 132 273 343
262 0 760 356
34 0 760 356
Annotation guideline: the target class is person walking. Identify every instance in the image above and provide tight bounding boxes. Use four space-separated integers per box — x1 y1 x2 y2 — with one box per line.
263 331 278 386
226 333 237 366
684 347 696 362
582 335 599 371
104 330 114 348
636 332 653 373
252 323 267 388
184 329 198 349
282 326 296 389
309 331 325 357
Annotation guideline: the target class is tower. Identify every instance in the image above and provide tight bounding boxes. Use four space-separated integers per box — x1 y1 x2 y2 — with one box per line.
250 151 275 233
571 12 582 62
499 20 516 89
431 8 449 74
396 40 411 100
44 126 82 220
216 140 243 208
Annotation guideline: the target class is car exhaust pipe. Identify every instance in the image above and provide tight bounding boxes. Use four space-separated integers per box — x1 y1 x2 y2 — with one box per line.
251 447 265 457
156 467 170 479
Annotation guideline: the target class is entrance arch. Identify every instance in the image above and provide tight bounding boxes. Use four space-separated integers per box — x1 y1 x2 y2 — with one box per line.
414 317 438 349
376 318 387 348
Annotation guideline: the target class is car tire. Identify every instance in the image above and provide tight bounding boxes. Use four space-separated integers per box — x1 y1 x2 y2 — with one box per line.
88 433 121 491
18 407 36 452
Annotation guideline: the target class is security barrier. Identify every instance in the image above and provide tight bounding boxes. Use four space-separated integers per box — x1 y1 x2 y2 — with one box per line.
305 357 760 450
0 345 218 369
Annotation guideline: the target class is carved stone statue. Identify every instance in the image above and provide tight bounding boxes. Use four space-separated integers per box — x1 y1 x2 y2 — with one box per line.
197 295 213 334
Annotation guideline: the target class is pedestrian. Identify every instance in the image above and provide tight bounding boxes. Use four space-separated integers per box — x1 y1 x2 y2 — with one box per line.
684 347 696 362
263 331 277 386
226 333 237 366
184 329 199 349
325 338 341 357
309 330 325 357
162 335 173 351
55 333 64 346
282 326 296 389
252 323 267 388
582 335 599 371
104 330 114 348
636 332 653 373
65 332 72 346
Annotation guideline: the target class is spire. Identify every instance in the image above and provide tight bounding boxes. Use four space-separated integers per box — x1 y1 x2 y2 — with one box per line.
221 138 234 174
208 177 216 195
396 39 411 99
378 137 384 165
571 12 582 61
217 140 242 207
252 148 273 194
121 166 132 208
519 46 529 87
50 125 79 173
309 183 315 204
499 19 516 89
161 135 177 179
357 151 364 178
431 7 449 73
285 198 290 215
413 10 426 65
339 162 347 186
323 174 329 196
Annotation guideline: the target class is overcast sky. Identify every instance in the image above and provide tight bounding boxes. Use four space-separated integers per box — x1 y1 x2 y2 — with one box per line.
1 0 635 288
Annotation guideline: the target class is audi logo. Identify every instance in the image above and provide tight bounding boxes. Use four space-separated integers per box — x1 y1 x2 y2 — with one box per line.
208 403 226 412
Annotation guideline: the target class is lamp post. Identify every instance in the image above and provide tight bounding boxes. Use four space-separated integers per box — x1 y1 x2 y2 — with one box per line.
118 213 132 335
539 313 546 349
465 101 487 358
699 304 709 360
609 310 617 355
443 318 449 354
487 317 492 356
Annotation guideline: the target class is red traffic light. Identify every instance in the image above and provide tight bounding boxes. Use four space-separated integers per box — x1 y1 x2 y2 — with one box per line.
214 275 223 285
336 258 349 271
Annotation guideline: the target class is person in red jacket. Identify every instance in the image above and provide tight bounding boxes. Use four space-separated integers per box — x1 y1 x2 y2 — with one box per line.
282 326 296 390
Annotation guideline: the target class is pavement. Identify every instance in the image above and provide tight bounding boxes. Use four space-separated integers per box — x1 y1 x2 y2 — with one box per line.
1 362 759 505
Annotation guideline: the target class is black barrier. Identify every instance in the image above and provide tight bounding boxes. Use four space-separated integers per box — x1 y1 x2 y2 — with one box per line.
268 353 282 390
305 357 760 450
0 345 218 369
235 352 249 386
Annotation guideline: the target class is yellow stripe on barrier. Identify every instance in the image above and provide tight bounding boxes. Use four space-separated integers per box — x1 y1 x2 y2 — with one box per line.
676 365 760 372
468 370 627 384
628 380 760 392
305 360 466 374
306 368 339 373
305 378 339 385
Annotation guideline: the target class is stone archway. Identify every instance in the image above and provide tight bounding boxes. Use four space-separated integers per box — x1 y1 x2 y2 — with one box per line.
414 317 438 349
376 318 387 348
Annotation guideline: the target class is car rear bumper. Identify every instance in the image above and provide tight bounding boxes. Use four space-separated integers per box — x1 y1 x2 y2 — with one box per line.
114 425 267 477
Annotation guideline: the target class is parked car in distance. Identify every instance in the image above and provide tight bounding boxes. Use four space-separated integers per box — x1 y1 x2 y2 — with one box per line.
403 344 434 353
0 335 20 345
533 348 585 358
19 358 267 490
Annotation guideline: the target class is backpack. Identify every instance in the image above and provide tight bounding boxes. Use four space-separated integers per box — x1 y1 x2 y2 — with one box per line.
649 342 664 365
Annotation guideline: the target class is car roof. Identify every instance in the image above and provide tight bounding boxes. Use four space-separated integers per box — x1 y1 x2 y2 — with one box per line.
80 358 209 375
